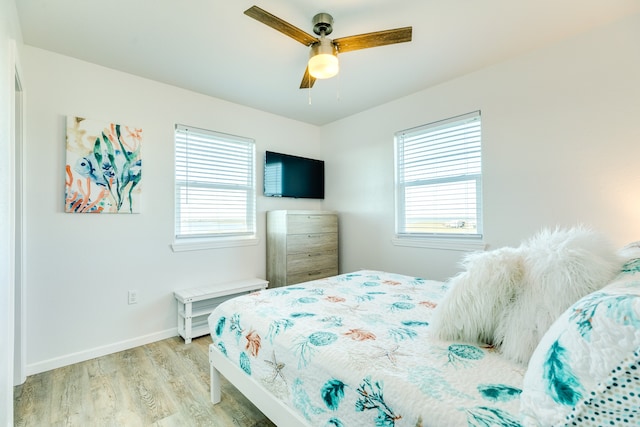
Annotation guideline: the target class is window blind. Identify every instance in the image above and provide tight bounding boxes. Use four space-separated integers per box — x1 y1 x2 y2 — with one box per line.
175 125 256 239
395 111 482 237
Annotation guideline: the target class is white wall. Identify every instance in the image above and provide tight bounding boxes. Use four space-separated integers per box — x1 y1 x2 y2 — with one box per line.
322 13 640 281
22 46 323 374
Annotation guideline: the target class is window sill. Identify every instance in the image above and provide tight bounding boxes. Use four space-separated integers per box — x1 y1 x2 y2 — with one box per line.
392 236 486 252
171 236 259 252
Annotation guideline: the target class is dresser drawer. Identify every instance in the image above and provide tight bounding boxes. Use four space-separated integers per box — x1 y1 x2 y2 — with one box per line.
287 267 339 286
287 214 338 234
287 233 337 254
287 250 338 273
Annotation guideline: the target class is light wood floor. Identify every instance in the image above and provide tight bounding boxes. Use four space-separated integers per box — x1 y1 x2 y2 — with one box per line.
14 335 276 427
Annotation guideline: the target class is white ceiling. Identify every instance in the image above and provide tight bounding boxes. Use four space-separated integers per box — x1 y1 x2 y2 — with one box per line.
15 0 640 126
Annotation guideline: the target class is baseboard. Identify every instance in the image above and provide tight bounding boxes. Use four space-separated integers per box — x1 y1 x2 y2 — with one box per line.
26 328 178 376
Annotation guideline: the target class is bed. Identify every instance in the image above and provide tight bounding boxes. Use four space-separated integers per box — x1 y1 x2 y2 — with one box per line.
207 270 526 426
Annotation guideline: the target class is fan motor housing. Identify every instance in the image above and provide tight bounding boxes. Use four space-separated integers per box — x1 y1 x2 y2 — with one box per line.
312 13 333 36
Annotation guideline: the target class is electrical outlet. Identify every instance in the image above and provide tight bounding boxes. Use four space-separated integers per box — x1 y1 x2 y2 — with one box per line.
128 290 138 305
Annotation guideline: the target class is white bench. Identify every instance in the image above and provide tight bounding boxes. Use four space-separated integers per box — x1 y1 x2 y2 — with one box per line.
174 278 268 343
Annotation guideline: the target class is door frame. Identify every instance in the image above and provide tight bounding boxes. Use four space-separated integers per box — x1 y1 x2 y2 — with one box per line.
11 40 26 386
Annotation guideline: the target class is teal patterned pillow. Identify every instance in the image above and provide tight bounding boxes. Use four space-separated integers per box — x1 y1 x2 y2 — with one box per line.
520 244 640 426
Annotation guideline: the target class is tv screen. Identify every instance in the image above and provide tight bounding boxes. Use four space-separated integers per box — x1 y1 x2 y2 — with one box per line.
264 151 325 199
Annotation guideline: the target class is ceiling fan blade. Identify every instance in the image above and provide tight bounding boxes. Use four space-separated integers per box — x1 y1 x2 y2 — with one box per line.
299 67 317 89
334 26 412 53
244 6 318 46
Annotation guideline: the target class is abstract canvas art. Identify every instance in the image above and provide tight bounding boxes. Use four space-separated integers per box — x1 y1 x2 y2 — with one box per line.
65 116 142 213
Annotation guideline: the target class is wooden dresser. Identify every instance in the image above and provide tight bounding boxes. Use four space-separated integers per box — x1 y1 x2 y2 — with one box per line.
266 210 338 287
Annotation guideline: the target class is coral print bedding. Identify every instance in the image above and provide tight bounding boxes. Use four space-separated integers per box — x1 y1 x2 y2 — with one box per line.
208 270 525 426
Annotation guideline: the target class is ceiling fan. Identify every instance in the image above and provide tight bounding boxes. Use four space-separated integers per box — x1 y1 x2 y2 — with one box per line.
244 5 412 89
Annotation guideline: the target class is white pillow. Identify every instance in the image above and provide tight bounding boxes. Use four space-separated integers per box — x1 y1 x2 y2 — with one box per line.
496 226 623 365
430 226 622 366
429 246 524 345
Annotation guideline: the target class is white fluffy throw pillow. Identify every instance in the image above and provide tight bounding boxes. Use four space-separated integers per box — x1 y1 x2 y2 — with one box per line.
497 226 623 364
430 226 623 365
430 246 524 344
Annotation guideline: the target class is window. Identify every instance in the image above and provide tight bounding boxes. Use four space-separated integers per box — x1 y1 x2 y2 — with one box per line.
174 125 256 245
395 111 482 239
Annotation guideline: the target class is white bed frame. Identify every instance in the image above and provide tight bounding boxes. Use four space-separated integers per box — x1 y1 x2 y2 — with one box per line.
209 344 311 427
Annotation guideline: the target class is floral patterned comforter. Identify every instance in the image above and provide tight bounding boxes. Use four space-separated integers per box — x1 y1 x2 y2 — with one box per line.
208 270 526 426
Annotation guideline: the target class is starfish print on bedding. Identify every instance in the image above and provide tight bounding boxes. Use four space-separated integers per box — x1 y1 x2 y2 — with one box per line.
340 303 367 314
370 344 408 366
264 351 287 386
250 296 273 306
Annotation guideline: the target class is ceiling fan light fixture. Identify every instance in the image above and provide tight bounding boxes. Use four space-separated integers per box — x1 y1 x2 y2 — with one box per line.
308 38 338 79
243 6 412 89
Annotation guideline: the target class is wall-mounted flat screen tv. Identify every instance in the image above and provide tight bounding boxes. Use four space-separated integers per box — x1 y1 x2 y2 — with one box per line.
264 151 325 199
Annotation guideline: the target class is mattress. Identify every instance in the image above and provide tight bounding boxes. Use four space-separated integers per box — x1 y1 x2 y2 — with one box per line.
208 270 526 426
